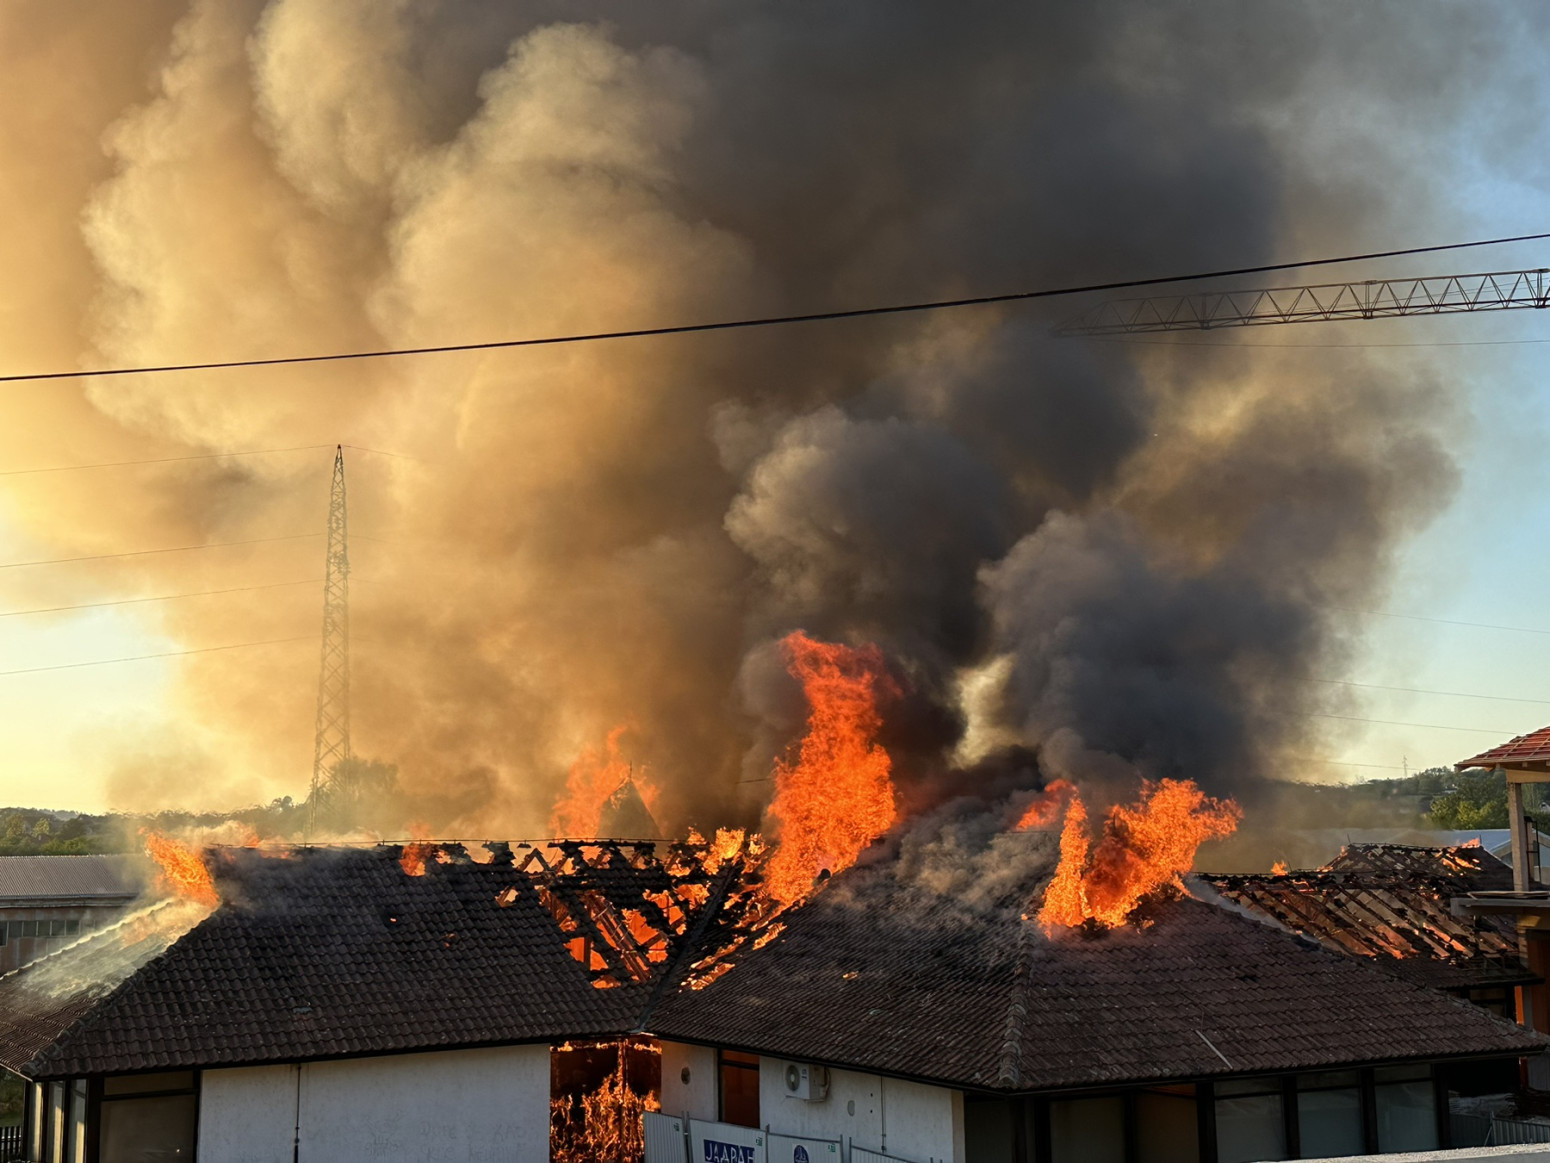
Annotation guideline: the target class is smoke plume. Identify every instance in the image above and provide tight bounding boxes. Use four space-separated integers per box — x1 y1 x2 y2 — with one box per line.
0 2 1509 836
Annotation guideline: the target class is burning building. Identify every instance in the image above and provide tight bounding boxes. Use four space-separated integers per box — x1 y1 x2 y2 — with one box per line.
0 835 1540 1163
1196 844 1536 1022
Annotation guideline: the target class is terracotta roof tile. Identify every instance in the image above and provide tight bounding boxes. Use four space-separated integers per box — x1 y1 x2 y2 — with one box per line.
1459 725 1550 769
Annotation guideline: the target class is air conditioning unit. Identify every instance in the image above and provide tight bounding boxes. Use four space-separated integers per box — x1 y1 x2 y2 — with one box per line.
782 1061 829 1102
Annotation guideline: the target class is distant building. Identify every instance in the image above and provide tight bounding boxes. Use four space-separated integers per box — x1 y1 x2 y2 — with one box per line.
0 856 139 973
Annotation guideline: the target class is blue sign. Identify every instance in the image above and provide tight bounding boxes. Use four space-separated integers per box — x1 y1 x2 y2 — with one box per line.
794 1149 810 1163
703 1141 757 1163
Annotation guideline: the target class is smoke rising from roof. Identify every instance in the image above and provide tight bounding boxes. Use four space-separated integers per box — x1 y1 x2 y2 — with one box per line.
0 2 1505 831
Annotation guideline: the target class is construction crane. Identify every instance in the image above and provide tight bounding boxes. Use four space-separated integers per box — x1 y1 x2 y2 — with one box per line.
1057 267 1550 336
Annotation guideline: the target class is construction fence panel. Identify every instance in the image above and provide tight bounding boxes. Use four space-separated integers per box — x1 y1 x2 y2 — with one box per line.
766 1131 840 1163
849 1148 933 1163
644 1111 689 1163
688 1117 767 1163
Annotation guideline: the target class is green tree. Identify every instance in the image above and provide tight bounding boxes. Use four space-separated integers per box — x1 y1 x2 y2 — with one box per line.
1428 770 1508 829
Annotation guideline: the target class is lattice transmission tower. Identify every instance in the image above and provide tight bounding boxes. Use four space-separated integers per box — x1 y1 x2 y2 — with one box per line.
309 445 351 833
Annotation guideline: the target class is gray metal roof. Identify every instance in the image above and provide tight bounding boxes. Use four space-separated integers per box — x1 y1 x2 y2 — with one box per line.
0 856 141 903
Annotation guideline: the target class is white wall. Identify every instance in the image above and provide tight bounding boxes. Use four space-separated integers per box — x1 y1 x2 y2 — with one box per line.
1304 1149 1550 1162
757 1058 964 1163
659 1041 717 1121
198 1044 552 1163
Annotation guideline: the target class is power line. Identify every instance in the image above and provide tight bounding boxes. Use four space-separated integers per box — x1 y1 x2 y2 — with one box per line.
0 635 312 677
0 532 318 571
1331 605 1550 638
1288 757 1409 771
0 578 319 619
1102 335 1550 350
2 232 1547 384
1313 677 1550 706
1307 712 1512 735
0 444 330 478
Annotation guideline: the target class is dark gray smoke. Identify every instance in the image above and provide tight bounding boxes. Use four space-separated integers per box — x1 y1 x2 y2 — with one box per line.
0 1 1504 830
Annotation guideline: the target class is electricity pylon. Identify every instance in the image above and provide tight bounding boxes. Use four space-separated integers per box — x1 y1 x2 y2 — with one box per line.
309 445 350 834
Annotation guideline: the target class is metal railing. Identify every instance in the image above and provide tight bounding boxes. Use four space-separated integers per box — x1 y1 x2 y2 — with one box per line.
0 1123 24 1160
1452 1110 1550 1146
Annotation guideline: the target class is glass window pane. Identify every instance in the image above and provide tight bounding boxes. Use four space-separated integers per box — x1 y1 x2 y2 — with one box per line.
65 1081 86 1163
1050 1096 1124 1163
1216 1094 1286 1163
1298 1087 1363 1158
1374 1064 1430 1084
48 1081 64 1163
716 1053 759 1129
98 1094 196 1161
1137 1090 1199 1163
102 1072 195 1096
1298 1071 1360 1090
1376 1081 1437 1153
963 1099 1016 1163
1216 1078 1281 1097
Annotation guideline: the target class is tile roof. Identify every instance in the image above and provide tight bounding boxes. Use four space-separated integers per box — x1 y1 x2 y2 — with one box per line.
646 850 1547 1093
1458 724 1550 769
1197 845 1532 992
1 838 1543 1092
0 855 141 903
0 842 738 1079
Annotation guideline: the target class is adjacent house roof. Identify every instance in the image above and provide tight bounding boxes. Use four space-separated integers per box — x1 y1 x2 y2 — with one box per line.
0 856 141 905
0 841 745 1079
1458 725 1550 770
1196 844 1533 992
647 846 1546 1094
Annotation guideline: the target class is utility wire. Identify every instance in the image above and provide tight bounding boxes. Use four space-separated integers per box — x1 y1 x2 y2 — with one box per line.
0 533 318 571
2 231 1547 384
0 578 320 619
0 635 312 677
1313 677 1550 706
1331 605 1550 638
1307 712 1512 735
0 444 330 478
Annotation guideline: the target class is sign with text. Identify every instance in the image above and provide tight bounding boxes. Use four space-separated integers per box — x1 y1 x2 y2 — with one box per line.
689 1118 765 1163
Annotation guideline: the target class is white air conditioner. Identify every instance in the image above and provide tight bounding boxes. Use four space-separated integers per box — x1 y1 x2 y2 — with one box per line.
782 1061 830 1102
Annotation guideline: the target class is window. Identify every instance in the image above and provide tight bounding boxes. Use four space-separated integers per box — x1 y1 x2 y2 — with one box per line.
1297 1071 1363 1158
99 1072 198 1162
717 1051 759 1128
963 1097 1017 1163
1215 1078 1286 1163
1136 1085 1199 1163
1375 1065 1437 1153
1049 1095 1123 1163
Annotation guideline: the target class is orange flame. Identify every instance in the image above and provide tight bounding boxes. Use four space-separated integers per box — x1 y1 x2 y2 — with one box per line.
549 725 659 838
143 833 219 909
1015 780 1075 830
1271 860 1288 876
762 631 898 905
1037 779 1240 930
400 824 438 877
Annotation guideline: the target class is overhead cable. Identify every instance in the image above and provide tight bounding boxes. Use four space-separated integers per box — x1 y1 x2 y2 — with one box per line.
0 635 312 677
0 443 330 478
1 231 1547 384
0 578 320 619
1313 678 1550 706
0 532 318 571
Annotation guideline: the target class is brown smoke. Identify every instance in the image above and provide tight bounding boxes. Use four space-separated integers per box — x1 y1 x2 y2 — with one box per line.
0 2 1513 835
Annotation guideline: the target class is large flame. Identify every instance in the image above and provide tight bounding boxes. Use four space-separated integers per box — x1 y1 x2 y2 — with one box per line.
549 725 659 838
1037 779 1240 930
143 833 219 909
762 631 898 905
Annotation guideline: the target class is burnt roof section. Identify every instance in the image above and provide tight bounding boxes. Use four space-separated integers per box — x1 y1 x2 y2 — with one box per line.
0 841 745 1079
1458 725 1550 770
647 853 1547 1094
1198 844 1531 992
0 856 141 904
